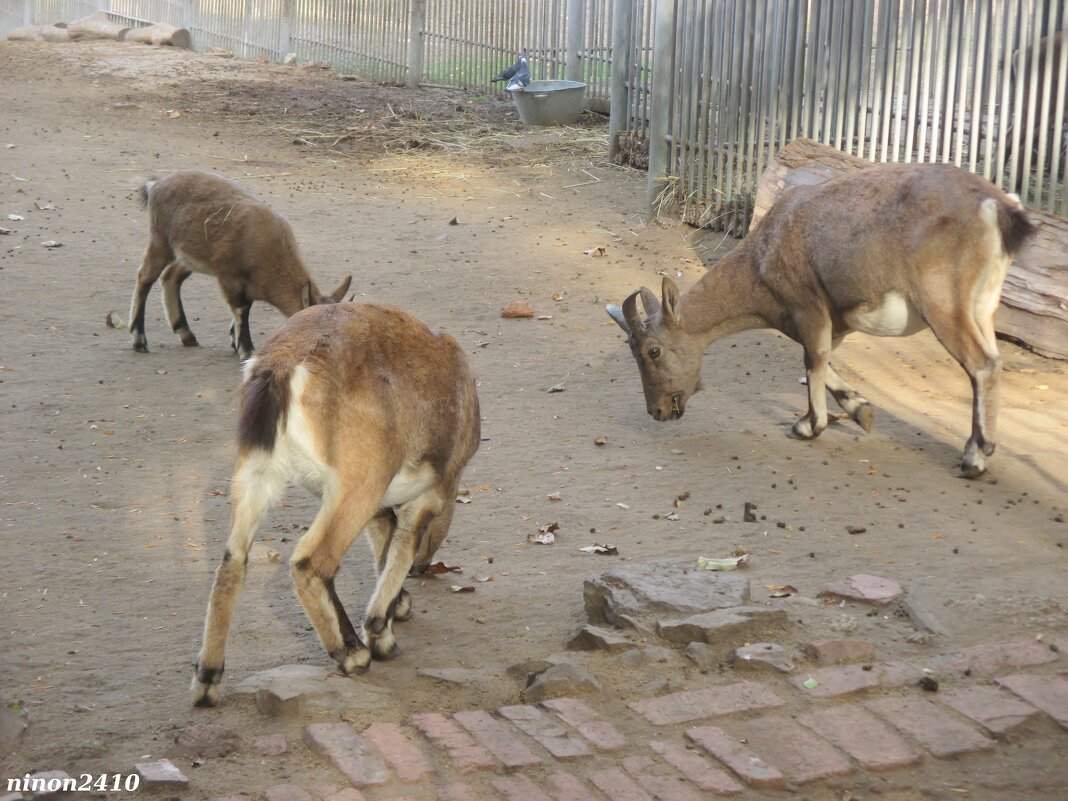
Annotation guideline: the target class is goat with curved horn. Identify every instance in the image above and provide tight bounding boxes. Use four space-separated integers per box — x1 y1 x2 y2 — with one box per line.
607 163 1036 478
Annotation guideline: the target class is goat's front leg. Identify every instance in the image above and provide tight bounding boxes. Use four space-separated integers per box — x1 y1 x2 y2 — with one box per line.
364 491 444 660
129 244 171 353
160 264 198 347
825 363 874 433
364 511 413 623
290 490 382 675
192 456 285 706
789 318 833 440
222 285 254 359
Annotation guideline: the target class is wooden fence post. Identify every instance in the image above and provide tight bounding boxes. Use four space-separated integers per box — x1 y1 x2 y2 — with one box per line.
647 0 676 212
408 0 426 89
608 0 633 160
566 0 584 82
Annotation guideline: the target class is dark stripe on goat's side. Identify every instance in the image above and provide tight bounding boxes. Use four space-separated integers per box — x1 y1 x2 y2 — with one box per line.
236 367 290 454
998 203 1038 256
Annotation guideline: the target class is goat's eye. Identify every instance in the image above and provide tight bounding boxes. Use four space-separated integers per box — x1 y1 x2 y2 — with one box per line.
648 346 661 359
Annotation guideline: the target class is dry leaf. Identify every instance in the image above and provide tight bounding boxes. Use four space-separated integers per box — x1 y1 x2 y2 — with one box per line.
697 553 750 571
455 495 472 504
428 562 463 574
448 216 459 225
582 245 607 257
450 585 475 593
552 291 565 301
165 109 182 118
594 435 608 446
547 382 566 393
500 300 535 319
34 201 56 211
546 492 561 501
41 240 62 248
105 312 125 330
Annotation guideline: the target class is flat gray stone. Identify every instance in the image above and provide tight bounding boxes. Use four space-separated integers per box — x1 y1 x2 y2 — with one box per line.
254 734 288 756
232 664 392 717
819 574 904 606
173 722 241 757
417 667 494 685
900 588 949 635
729 642 794 673
523 662 602 703
584 558 750 630
657 606 788 644
134 759 188 788
263 785 313 801
567 624 638 653
683 642 719 671
804 639 876 666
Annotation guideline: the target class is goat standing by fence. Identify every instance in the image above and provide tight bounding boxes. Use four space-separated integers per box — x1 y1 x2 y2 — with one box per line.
608 164 1037 478
192 302 480 706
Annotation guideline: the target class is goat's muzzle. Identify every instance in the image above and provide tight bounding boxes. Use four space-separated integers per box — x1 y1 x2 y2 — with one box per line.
652 393 685 422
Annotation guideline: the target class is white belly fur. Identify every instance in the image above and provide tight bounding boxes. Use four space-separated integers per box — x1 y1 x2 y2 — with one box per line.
844 291 928 338
382 463 435 507
174 248 217 276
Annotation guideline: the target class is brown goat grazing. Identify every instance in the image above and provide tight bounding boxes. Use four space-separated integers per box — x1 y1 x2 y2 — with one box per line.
129 169 352 359
192 302 481 706
607 164 1036 478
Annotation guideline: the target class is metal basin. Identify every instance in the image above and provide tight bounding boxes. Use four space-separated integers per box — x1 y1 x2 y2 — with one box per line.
512 80 587 126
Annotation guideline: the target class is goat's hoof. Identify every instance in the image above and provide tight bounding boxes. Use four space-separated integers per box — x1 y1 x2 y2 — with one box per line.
337 647 371 675
393 590 413 622
132 341 149 353
181 336 199 347
959 460 987 479
788 418 821 440
190 675 221 707
370 632 399 661
854 403 874 433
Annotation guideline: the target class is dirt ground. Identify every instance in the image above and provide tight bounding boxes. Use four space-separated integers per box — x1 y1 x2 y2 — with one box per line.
1 41 1067 800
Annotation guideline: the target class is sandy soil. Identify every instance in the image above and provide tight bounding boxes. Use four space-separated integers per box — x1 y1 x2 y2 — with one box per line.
1 41 1067 800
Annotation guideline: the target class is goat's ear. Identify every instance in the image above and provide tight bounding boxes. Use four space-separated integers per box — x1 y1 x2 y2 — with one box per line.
331 275 353 303
662 277 681 325
606 304 630 335
300 282 315 309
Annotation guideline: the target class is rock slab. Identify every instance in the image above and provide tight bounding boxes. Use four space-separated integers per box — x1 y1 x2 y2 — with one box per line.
730 642 794 673
658 606 788 644
173 722 241 757
134 759 188 788
819 574 904 606
584 558 750 631
524 663 602 703
233 664 391 717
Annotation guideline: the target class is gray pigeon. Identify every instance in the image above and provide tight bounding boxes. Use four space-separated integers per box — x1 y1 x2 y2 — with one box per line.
492 55 530 92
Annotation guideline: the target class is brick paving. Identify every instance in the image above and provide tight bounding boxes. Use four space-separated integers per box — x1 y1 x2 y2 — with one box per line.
220 636 1065 801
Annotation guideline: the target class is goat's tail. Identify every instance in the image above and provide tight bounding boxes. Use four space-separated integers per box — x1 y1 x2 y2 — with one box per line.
993 195 1038 256
236 361 291 455
138 177 159 210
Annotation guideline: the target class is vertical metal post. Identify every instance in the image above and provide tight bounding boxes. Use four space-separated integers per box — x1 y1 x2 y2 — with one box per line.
566 0 584 81
646 0 676 213
277 0 293 58
22 0 31 26
408 0 425 89
608 0 633 160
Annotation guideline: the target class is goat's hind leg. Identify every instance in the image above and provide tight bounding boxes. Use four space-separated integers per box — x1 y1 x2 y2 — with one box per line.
192 453 286 706
826 362 875 433
365 490 446 660
364 510 413 623
290 489 383 675
160 265 198 347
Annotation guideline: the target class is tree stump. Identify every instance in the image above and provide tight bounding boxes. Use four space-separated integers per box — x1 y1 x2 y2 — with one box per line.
751 138 1068 360
67 11 130 42
6 24 71 42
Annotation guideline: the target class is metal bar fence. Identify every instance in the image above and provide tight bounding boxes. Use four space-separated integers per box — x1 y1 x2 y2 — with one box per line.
641 0 1066 233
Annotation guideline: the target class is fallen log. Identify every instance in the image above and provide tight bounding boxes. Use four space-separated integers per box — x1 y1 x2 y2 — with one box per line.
67 11 129 41
6 24 71 42
752 138 1068 360
122 22 192 49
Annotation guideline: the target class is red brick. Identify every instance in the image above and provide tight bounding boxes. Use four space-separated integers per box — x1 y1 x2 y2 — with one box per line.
362 722 434 782
409 713 496 773
262 785 313 801
804 639 876 666
546 772 598 801
929 636 1059 677
453 710 541 768
629 681 784 725
541 698 628 751
789 660 922 698
798 704 921 771
648 740 743 796
938 686 1040 735
323 791 368 801
732 717 852 784
437 782 478 801
589 768 655 801
864 697 995 758
622 755 709 801
685 725 784 789
303 723 389 788
489 775 553 801
499 704 591 759
998 673 1068 730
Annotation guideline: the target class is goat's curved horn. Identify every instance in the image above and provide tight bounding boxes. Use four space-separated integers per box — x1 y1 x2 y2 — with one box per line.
622 289 645 335
639 287 661 317
606 304 630 334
